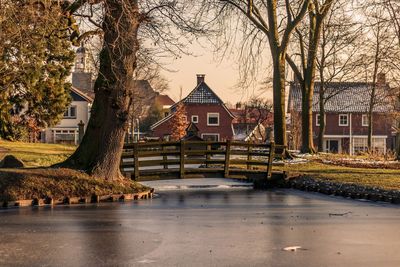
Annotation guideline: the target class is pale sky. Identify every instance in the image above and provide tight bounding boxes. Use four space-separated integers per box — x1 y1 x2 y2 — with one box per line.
161 42 273 105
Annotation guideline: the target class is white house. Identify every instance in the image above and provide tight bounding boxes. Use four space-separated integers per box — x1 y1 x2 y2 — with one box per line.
41 87 93 145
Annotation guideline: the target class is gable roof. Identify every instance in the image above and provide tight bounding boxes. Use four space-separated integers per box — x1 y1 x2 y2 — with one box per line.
71 86 93 103
288 82 394 113
171 81 235 118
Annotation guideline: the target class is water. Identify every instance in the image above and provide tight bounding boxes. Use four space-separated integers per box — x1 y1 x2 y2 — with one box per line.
1 188 400 267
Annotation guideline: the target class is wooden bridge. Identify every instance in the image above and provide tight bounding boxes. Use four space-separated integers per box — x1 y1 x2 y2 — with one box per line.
121 140 285 182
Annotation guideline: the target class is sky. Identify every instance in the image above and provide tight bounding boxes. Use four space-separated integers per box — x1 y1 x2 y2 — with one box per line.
160 41 273 105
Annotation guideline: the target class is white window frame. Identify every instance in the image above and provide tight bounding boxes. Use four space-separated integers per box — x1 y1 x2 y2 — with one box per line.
316 114 325 126
362 114 368 127
64 105 77 119
338 114 348 126
207 113 220 126
201 133 220 141
191 115 199 123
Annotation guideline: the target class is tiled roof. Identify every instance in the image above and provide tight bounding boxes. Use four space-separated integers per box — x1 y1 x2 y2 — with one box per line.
182 82 223 104
288 82 394 113
170 81 235 118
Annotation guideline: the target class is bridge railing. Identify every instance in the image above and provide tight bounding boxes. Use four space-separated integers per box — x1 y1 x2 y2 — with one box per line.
121 140 284 180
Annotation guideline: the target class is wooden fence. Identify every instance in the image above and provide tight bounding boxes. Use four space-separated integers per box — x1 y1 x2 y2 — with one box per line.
121 140 282 181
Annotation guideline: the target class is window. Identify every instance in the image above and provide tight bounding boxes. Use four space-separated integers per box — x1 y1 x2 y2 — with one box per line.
64 106 77 119
362 114 369 127
316 114 325 126
339 114 348 126
53 129 77 145
353 137 386 154
191 115 199 123
207 113 219 126
201 133 219 141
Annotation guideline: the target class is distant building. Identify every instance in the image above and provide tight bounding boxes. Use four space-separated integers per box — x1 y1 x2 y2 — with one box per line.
41 87 93 144
288 75 395 154
230 103 273 142
151 74 235 141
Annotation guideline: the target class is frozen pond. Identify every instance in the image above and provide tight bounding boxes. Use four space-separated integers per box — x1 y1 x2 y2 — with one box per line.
1 187 400 266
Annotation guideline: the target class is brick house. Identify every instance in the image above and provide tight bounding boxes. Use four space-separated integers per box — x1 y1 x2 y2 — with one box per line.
151 74 235 141
229 103 273 142
288 78 395 154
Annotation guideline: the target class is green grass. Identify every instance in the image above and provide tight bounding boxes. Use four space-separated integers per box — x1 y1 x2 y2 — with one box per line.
278 162 400 191
0 140 75 167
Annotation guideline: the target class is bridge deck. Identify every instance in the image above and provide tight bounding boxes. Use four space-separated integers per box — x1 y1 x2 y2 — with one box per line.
121 140 285 183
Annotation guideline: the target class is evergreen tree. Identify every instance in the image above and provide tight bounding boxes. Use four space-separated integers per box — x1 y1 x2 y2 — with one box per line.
0 1 75 140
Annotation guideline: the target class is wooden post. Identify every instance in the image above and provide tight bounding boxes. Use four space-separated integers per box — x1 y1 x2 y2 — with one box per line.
224 140 231 178
133 143 139 181
247 144 252 170
266 142 275 179
163 145 168 169
180 140 185 178
206 144 211 168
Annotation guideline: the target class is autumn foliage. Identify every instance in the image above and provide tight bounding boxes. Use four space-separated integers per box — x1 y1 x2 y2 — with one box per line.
170 103 189 141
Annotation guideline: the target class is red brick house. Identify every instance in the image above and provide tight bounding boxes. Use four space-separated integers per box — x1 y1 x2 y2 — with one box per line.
151 74 235 141
288 79 395 154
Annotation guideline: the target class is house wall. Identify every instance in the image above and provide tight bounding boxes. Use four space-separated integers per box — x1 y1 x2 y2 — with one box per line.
312 112 392 136
152 103 234 140
43 100 90 144
311 112 393 152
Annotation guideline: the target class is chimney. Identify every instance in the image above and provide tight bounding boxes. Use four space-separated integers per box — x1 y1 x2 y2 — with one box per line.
377 72 386 85
235 102 242 109
196 74 205 85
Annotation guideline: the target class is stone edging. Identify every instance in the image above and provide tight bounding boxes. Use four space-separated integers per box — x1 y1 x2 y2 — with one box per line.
1 189 154 208
284 176 400 204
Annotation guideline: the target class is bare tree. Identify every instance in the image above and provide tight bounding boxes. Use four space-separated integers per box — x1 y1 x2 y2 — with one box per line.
206 0 310 152
55 0 204 180
315 1 363 152
285 0 335 153
361 4 400 152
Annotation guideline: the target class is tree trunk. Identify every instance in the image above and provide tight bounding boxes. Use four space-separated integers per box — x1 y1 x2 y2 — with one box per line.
300 79 316 153
56 0 140 181
272 56 287 149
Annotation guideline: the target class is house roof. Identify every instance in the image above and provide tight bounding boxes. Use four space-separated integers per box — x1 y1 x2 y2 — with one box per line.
71 86 93 103
288 82 394 113
151 80 235 130
171 81 235 118
155 93 175 106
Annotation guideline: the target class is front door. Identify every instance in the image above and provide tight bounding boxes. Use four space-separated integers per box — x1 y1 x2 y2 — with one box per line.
325 139 339 153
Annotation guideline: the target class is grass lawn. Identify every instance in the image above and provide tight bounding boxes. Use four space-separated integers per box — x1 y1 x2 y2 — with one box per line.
278 162 400 191
0 140 75 167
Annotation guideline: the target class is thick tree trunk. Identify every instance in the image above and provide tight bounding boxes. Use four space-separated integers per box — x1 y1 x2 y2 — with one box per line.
272 56 287 149
57 0 140 181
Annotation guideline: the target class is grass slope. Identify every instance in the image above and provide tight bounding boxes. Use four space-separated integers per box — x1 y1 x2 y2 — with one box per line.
0 141 148 202
0 140 75 167
0 168 149 202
